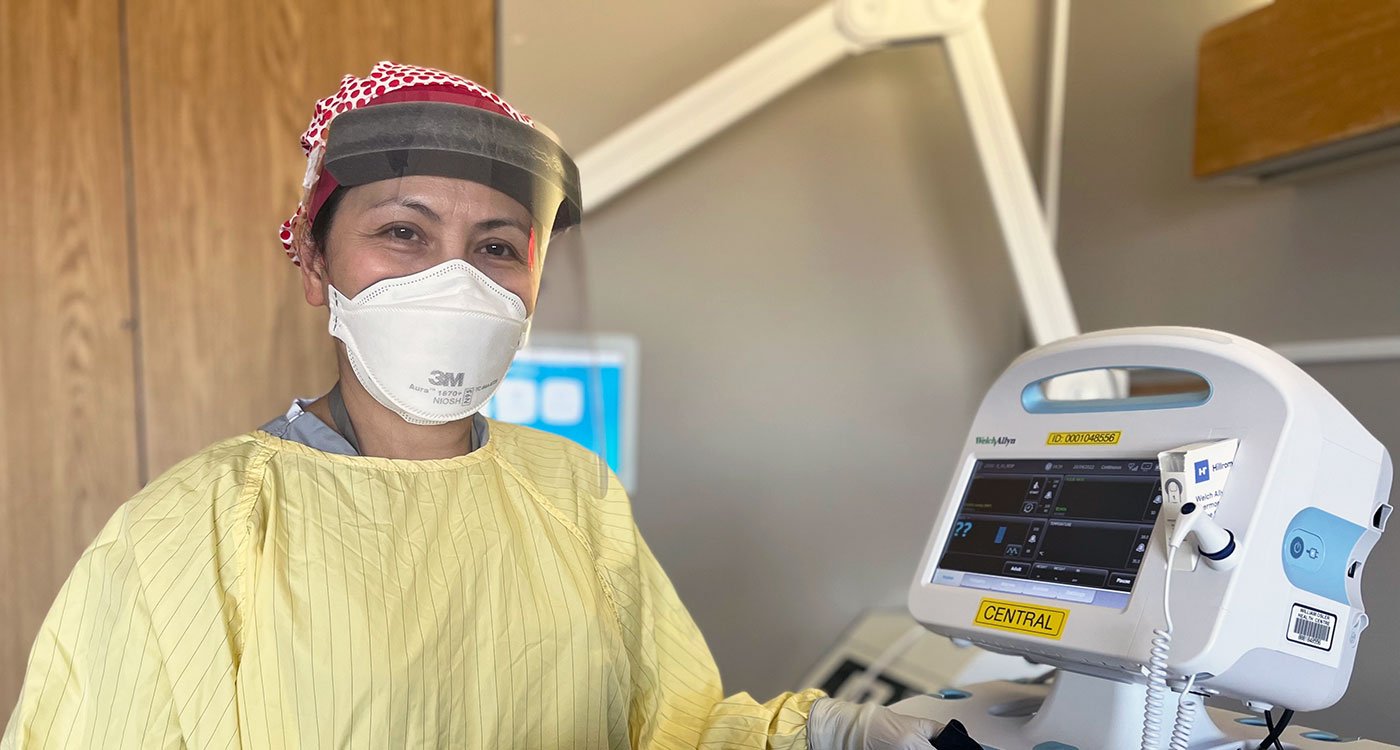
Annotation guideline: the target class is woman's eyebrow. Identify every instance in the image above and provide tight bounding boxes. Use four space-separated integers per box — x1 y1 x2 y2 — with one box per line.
370 196 442 222
475 217 531 233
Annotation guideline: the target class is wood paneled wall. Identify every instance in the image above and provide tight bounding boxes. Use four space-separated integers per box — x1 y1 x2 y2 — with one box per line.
1 0 494 714
0 0 141 715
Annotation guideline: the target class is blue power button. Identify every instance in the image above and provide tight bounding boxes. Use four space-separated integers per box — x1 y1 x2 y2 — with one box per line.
1284 528 1325 572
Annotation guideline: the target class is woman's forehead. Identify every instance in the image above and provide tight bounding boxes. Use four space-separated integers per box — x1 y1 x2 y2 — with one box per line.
343 176 531 222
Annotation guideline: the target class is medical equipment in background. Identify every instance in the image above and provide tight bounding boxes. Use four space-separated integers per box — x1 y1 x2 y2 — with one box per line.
892 326 1395 749
800 609 1050 707
481 332 640 491
569 4 1400 743
577 0 1400 371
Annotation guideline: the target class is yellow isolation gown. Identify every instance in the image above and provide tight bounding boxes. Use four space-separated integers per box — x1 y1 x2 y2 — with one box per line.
3 422 823 748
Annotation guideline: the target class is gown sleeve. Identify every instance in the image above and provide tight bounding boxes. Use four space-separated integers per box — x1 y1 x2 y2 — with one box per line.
1 509 184 749
595 484 825 750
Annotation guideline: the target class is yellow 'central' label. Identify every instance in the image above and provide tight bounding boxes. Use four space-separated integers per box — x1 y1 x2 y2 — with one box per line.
1046 430 1122 446
974 598 1068 639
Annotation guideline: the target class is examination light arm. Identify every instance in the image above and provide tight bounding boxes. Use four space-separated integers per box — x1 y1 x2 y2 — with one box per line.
575 0 1082 347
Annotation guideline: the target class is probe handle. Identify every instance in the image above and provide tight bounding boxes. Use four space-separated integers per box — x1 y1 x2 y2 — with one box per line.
1170 502 1238 570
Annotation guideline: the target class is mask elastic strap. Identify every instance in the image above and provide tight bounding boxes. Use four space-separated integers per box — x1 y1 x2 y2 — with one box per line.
327 381 362 454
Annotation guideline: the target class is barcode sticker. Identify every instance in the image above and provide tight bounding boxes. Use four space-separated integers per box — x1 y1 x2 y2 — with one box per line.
1287 603 1336 651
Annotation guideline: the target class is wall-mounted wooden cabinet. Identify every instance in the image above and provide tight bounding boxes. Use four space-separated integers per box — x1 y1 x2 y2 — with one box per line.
1195 0 1400 181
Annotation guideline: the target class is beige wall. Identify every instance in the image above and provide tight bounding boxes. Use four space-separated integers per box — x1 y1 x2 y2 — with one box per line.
502 0 1047 703
1057 1 1400 741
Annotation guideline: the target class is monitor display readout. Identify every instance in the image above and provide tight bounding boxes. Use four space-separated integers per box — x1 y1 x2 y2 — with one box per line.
932 459 1163 609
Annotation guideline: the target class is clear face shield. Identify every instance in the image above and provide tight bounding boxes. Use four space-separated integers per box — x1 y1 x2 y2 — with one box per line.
489 224 620 500
300 97 613 497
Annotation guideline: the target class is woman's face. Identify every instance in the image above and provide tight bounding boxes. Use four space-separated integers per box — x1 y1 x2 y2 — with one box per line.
301 175 540 312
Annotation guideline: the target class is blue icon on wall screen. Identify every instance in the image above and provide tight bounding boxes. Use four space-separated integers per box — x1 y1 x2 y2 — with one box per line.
480 335 638 491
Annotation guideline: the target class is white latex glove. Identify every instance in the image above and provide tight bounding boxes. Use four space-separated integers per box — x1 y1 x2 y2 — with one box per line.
806 698 945 750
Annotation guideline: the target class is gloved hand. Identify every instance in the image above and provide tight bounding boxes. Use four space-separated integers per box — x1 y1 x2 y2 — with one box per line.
806 698 981 750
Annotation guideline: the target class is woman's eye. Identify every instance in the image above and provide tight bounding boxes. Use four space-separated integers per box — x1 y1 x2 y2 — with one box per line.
481 242 518 259
388 226 419 241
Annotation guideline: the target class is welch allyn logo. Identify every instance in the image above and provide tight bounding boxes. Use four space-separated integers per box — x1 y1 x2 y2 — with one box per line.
976 436 1018 446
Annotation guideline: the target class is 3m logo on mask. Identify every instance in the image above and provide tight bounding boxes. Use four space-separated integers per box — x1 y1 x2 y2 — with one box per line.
429 370 466 388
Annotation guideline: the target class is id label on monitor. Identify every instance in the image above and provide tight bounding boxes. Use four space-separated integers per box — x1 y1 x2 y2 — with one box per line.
974 598 1068 640
1046 430 1122 446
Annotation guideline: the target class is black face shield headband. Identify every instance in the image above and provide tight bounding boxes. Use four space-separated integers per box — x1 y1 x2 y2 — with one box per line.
322 101 582 232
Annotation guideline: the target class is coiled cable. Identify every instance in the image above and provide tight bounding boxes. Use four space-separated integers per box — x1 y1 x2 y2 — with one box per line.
1168 673 1200 750
1140 545 1178 750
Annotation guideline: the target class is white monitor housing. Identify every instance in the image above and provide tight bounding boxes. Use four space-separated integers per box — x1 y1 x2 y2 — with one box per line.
908 327 1392 712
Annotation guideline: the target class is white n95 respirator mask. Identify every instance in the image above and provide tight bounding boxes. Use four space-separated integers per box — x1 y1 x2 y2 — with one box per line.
328 260 530 425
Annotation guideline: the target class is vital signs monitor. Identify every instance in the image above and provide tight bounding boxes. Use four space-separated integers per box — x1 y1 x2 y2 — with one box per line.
896 327 1395 750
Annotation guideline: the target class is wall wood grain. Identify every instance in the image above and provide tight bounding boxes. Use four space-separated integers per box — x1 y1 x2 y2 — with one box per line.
0 0 141 712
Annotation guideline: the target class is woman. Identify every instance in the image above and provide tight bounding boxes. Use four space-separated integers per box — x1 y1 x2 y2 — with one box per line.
3 62 972 749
